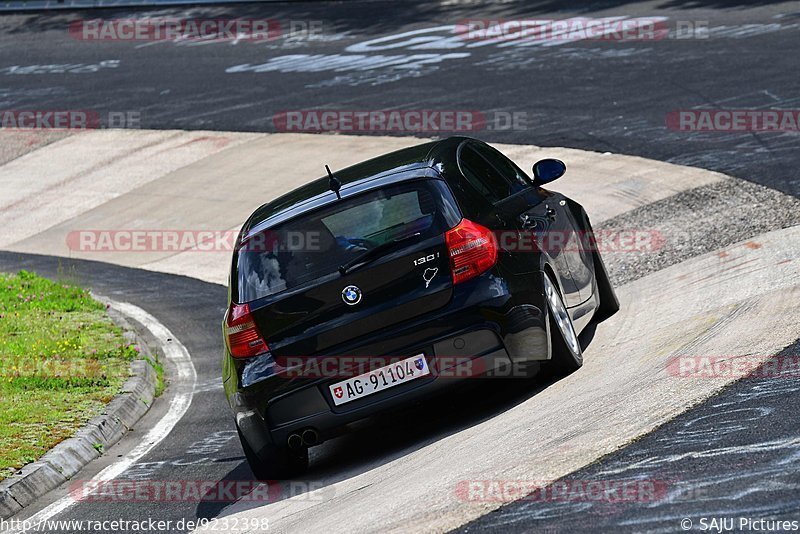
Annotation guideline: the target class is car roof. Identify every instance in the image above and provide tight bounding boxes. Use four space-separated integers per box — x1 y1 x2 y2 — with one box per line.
240 136 471 240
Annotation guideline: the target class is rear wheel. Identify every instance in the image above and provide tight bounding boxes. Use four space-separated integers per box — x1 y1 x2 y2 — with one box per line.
544 274 583 374
237 427 309 480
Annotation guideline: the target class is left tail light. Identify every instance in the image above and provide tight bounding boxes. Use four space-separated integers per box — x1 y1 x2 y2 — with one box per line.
225 303 269 359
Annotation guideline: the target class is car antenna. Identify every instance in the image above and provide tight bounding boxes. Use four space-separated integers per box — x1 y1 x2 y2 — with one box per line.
326 165 342 200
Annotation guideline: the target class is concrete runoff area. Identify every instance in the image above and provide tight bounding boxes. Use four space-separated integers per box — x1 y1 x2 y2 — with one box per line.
196 226 800 533
0 130 797 532
2 131 725 285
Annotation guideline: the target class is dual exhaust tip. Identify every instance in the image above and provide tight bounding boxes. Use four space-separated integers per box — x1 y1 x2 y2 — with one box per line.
287 428 319 449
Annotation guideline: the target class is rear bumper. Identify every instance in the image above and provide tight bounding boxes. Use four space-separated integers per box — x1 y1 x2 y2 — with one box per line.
235 341 518 452
227 271 550 450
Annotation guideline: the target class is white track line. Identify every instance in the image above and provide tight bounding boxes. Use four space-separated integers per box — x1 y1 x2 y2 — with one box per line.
11 299 197 531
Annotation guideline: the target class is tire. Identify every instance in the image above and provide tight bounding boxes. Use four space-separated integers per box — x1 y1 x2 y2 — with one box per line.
543 274 583 375
237 426 309 480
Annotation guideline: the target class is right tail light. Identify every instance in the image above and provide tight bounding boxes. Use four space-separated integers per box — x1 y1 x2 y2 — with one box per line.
445 218 498 284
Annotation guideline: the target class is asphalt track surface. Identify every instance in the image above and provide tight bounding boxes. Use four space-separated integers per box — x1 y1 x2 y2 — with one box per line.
0 0 798 196
0 253 233 532
1 0 800 532
460 339 800 533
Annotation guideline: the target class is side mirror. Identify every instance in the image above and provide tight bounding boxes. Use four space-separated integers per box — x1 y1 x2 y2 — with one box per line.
532 159 566 185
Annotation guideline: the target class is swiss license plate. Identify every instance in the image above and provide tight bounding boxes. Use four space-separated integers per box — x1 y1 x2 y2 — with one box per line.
328 354 430 406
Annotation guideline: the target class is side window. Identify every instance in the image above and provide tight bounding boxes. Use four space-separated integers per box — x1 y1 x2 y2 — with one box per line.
471 143 531 192
459 145 514 203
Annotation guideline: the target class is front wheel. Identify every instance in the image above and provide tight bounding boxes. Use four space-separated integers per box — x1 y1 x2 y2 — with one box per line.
544 274 583 374
237 426 309 480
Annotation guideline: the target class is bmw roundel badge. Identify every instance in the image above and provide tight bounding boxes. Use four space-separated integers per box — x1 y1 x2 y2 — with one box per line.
341 285 362 306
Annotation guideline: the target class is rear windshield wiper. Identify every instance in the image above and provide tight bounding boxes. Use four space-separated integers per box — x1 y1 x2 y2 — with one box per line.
338 232 421 276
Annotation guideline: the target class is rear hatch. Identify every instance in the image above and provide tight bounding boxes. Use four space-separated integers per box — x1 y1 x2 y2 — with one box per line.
234 178 462 358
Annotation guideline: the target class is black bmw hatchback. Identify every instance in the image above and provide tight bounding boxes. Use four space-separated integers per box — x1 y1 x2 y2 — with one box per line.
223 136 618 479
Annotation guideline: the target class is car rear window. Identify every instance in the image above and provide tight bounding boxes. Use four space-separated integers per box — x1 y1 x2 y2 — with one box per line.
234 179 458 303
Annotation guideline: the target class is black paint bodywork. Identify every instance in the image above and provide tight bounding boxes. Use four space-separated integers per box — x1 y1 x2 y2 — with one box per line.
224 137 613 453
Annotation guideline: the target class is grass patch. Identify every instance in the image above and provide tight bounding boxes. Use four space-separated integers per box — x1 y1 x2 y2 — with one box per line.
0 270 138 481
143 354 166 398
